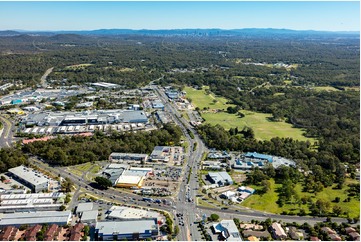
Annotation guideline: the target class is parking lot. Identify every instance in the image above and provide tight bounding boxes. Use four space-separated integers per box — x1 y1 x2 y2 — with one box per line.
144 166 183 194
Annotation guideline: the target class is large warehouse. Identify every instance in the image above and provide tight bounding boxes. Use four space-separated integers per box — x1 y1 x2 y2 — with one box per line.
0 211 72 228
95 219 159 241
8 166 50 193
22 109 148 127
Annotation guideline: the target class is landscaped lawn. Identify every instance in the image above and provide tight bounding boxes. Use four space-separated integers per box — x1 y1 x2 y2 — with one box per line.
241 179 360 218
184 86 316 143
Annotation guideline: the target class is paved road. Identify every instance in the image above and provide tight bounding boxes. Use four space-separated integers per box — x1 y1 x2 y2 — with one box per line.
17 83 354 241
152 85 353 240
0 114 15 148
40 67 53 88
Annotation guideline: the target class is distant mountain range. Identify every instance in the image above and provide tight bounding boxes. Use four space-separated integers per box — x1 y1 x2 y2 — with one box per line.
0 28 359 37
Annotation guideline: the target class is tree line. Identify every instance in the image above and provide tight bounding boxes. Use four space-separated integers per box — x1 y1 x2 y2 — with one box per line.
22 123 182 166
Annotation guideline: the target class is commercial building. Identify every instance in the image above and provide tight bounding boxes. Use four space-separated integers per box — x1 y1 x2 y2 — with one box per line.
91 82 120 89
149 146 182 163
165 90 179 99
116 167 150 188
75 203 94 216
0 89 83 106
8 166 50 193
106 206 162 222
207 172 233 186
22 109 148 127
80 210 98 224
244 152 273 162
152 100 165 110
115 176 145 188
109 153 148 164
202 160 225 170
0 192 65 213
0 211 72 228
95 219 159 241
233 152 295 170
208 151 231 160
102 164 128 185
212 220 242 241
238 186 255 194
156 111 171 124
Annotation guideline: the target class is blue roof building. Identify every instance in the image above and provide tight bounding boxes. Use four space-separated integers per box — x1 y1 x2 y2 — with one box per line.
244 152 273 163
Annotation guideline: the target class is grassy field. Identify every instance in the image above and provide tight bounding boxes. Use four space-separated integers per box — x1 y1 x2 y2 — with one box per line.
89 165 101 174
184 86 232 110
185 86 315 142
311 86 340 92
65 63 93 69
242 179 360 218
202 110 315 142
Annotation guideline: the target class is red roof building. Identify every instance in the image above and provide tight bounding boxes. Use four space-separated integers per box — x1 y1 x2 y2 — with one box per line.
43 224 59 241
0 226 18 241
24 224 42 241
69 223 84 241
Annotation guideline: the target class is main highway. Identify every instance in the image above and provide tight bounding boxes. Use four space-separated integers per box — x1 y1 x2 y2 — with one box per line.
6 82 352 241
151 85 351 240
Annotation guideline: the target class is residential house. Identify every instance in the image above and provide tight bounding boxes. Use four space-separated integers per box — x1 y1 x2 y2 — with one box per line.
349 232 360 241
345 227 356 234
24 225 42 241
288 226 303 240
43 224 59 241
239 224 263 230
247 236 259 241
310 236 321 241
242 230 270 240
321 227 336 235
270 223 287 240
329 234 342 241
0 226 17 241
69 223 84 241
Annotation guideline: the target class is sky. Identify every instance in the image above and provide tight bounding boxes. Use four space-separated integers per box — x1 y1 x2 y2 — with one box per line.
0 1 359 32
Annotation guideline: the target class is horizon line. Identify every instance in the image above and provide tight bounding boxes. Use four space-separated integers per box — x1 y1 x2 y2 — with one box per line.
2 28 360 33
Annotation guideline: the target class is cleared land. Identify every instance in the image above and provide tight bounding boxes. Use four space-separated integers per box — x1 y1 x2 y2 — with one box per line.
65 63 93 69
184 86 232 110
242 179 360 218
311 86 340 92
185 86 315 142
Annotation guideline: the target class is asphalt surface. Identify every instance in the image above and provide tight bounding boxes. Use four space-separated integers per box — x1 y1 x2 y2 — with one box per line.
6 83 354 241
0 114 15 148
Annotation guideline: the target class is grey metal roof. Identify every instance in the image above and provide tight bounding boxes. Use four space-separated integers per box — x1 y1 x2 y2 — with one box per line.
96 219 157 235
8 166 50 187
76 203 94 213
81 210 98 222
0 211 71 226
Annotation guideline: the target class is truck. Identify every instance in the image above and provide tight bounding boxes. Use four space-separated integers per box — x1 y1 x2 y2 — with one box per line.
142 197 153 202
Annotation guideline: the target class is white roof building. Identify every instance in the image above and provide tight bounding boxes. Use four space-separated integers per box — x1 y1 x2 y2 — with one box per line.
212 220 242 241
107 206 162 222
0 211 71 227
8 166 50 193
208 172 234 186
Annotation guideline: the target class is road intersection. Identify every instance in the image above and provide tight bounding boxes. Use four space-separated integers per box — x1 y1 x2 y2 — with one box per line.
3 83 352 241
